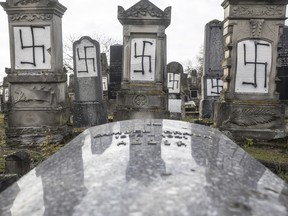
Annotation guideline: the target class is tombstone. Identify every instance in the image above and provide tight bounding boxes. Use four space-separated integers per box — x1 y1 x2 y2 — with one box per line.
167 62 184 119
214 0 288 140
73 36 107 128
0 0 71 145
114 0 171 121
277 26 288 116
108 44 123 100
101 53 109 100
5 150 30 176
1 119 287 215
199 20 224 119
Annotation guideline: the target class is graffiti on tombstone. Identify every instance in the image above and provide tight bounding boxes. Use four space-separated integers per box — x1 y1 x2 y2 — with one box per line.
235 40 271 93
75 38 98 78
167 73 180 94
130 38 156 81
207 78 223 96
14 26 51 70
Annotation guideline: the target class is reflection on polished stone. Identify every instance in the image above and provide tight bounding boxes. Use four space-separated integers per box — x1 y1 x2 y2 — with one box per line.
0 119 287 216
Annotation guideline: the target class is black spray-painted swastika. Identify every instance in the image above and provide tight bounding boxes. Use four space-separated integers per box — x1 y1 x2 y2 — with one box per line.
133 41 153 75
242 41 270 88
77 46 96 73
19 26 46 66
168 73 179 91
210 78 223 95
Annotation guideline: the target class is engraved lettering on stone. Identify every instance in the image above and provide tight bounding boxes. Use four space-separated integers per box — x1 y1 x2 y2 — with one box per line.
11 14 52 22
130 38 156 81
235 40 271 93
232 6 283 17
250 19 264 38
14 26 51 70
167 73 180 93
14 86 54 104
133 95 148 107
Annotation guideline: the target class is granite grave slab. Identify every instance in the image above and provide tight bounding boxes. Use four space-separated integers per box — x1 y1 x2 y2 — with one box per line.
1 119 287 216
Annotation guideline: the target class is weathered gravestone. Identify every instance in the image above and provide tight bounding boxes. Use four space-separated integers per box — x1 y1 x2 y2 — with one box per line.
73 36 107 128
0 0 71 145
114 0 171 120
277 25 288 117
5 151 30 176
200 20 224 119
0 119 287 215
214 0 288 140
108 44 123 100
167 62 185 119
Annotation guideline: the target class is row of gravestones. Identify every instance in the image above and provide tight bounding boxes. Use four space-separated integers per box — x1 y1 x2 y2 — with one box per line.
1 0 288 145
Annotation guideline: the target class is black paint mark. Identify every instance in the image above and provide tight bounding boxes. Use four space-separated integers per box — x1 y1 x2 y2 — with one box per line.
133 40 153 75
168 73 179 91
242 41 270 88
19 26 46 66
210 78 223 95
77 46 96 73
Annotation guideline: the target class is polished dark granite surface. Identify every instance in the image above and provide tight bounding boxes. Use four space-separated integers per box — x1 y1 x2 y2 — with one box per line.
0 119 287 216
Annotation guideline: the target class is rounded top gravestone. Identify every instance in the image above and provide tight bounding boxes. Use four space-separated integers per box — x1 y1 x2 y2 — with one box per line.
0 119 287 216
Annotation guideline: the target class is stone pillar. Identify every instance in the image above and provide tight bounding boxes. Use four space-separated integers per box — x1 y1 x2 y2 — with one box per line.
108 44 122 100
73 36 107 127
167 62 185 120
214 0 288 140
200 20 224 119
114 0 171 121
0 0 71 145
101 53 109 100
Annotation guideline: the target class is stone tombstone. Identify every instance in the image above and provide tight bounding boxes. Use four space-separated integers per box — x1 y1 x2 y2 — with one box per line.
108 44 123 100
114 0 171 120
167 62 184 119
214 0 288 140
277 26 288 101
200 20 224 119
101 53 109 99
1 119 288 215
73 36 107 128
5 151 30 176
0 0 71 145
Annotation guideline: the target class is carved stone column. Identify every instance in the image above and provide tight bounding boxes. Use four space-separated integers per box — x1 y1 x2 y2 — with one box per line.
214 0 288 140
114 0 171 121
0 0 71 146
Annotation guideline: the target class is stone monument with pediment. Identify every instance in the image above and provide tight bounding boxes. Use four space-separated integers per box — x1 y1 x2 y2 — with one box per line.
113 0 171 121
73 36 107 128
0 0 71 145
214 0 288 140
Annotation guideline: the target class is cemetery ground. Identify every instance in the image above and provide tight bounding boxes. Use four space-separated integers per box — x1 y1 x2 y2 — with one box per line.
0 113 287 183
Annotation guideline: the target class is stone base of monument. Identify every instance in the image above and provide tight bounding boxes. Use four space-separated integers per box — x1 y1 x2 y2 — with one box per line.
199 99 215 119
214 101 287 140
5 125 71 146
73 101 107 128
114 108 170 121
114 89 170 121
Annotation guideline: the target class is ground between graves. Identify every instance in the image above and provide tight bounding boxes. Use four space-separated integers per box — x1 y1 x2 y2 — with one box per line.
0 114 287 183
